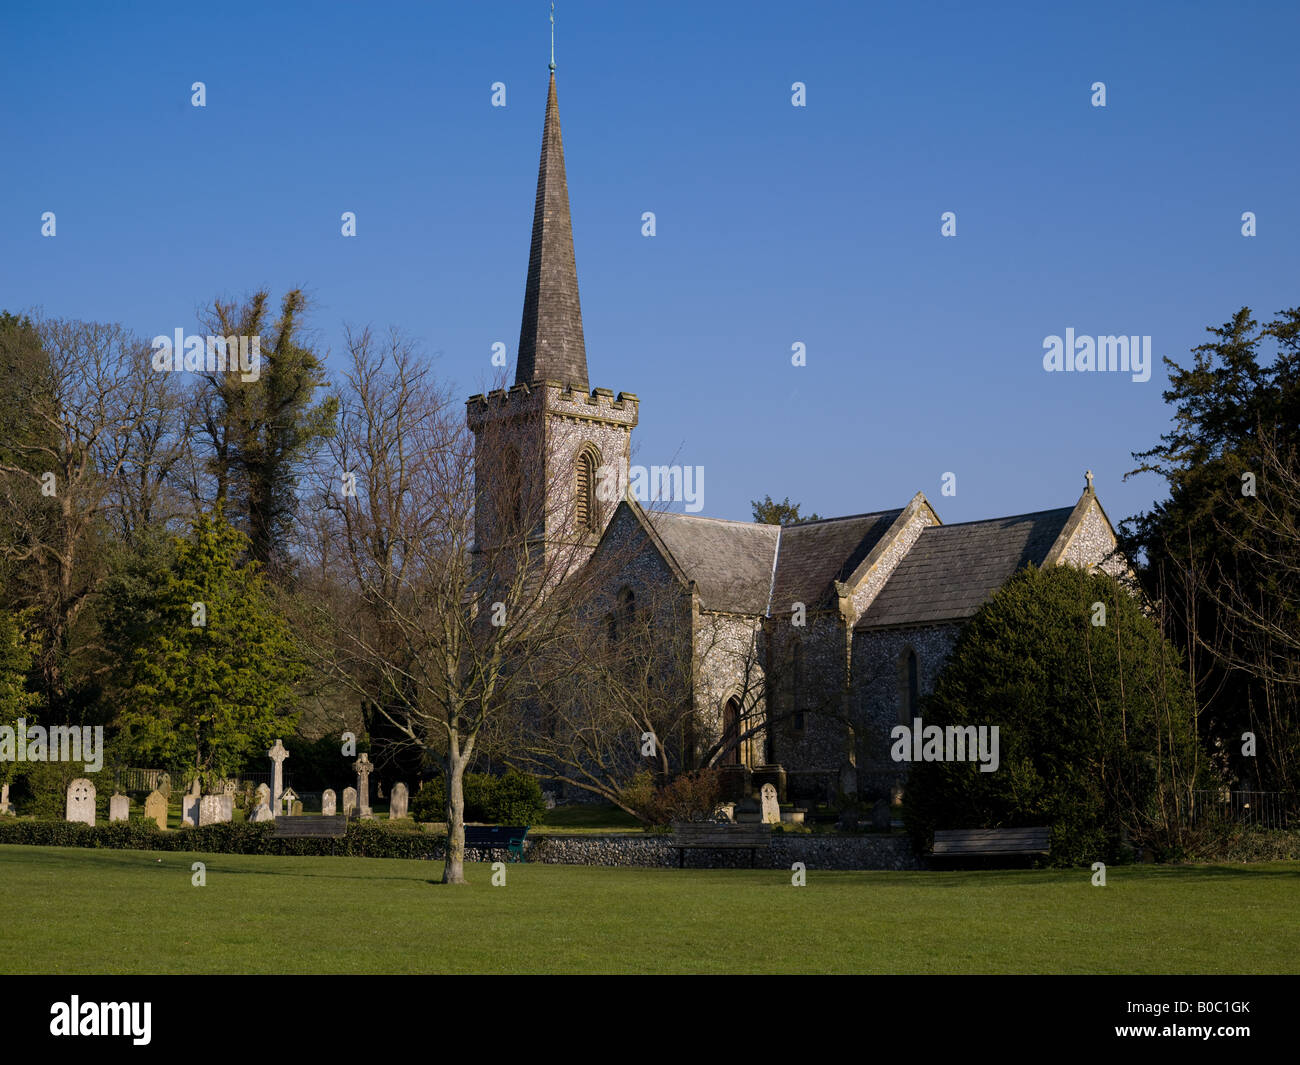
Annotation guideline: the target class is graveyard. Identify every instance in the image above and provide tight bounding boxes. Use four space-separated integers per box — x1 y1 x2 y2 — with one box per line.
1 845 1296 974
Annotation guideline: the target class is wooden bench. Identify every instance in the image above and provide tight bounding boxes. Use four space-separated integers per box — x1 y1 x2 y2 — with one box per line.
271 815 348 839
463 825 530 862
671 822 772 868
931 827 1051 859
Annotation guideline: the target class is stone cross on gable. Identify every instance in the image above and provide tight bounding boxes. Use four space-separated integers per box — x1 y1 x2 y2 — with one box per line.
353 753 374 818
268 738 290 812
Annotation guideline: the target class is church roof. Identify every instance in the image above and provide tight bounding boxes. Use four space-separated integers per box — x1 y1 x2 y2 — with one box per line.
647 512 781 614
769 510 904 612
855 506 1077 630
515 72 589 392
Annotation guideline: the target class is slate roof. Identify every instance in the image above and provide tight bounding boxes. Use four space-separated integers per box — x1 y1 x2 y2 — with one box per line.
516 72 589 392
647 512 781 614
769 510 904 612
855 507 1076 630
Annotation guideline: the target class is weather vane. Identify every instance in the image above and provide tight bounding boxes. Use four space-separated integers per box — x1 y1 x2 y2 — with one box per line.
550 3 556 71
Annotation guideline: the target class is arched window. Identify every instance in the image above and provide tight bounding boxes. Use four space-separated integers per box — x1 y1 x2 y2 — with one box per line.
791 640 805 732
575 445 600 532
898 647 919 724
608 585 634 642
722 697 742 766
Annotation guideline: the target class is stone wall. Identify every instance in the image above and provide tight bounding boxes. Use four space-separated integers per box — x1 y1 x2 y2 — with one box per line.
850 622 964 796
509 832 918 870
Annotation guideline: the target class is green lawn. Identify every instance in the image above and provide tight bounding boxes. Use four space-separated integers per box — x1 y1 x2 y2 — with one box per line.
1 845 1296 974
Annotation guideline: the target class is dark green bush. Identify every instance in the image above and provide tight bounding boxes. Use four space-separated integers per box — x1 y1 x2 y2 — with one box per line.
0 817 446 860
409 770 545 824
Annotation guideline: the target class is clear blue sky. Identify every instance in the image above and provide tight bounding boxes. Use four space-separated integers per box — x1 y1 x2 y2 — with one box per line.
2 0 1297 529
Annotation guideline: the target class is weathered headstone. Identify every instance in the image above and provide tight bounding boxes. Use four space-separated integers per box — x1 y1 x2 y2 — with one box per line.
66 778 95 825
109 794 130 822
144 790 168 829
389 782 408 820
199 794 232 826
377 780 384 800
255 783 271 808
342 787 357 818
158 772 172 798
760 783 780 825
268 738 290 814
322 789 336 816
291 801 303 816
280 787 299 816
249 803 274 823
188 778 201 797
0 781 12 815
353 753 374 819
181 793 200 827
222 779 237 797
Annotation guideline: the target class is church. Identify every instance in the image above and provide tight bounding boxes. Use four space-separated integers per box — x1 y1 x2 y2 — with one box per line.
468 69 1129 807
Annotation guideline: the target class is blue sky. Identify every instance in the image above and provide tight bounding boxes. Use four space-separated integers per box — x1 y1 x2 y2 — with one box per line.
2 0 1297 529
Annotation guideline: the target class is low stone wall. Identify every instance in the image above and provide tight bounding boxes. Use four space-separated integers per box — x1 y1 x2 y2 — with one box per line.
515 832 919 870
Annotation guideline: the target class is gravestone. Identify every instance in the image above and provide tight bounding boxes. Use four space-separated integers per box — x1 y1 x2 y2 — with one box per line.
321 789 336 816
109 794 130 822
0 781 12 815
249 803 273 823
760 783 780 825
188 778 201 797
222 779 237 798
255 783 271 808
342 787 357 818
181 793 200 827
199 794 232 826
353 753 374 819
66 778 96 825
389 782 408 820
291 801 303 816
144 790 168 830
268 738 290 814
158 772 172 799
280 787 300 816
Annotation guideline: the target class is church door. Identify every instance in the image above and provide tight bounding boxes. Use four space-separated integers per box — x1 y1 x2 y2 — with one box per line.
722 698 741 766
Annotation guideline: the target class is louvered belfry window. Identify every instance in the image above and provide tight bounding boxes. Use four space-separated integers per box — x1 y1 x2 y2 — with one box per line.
576 447 597 531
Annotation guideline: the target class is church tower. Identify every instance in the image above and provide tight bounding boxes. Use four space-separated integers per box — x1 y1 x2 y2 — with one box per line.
467 69 638 579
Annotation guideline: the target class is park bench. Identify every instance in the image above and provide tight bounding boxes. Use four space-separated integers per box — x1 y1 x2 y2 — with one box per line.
271 814 348 839
930 827 1051 860
463 825 530 862
671 822 772 868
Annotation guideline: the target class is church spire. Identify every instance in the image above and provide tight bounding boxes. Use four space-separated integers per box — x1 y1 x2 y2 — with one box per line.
515 69 588 392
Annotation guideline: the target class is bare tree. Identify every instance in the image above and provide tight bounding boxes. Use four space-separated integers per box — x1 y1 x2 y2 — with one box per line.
0 314 162 708
301 326 630 883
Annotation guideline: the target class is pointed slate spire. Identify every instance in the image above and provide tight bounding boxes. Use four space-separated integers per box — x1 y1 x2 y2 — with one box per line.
516 71 588 391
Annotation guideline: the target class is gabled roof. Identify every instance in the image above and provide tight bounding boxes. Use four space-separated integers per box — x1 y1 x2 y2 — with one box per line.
855 506 1077 630
515 72 588 391
645 510 781 614
768 510 903 612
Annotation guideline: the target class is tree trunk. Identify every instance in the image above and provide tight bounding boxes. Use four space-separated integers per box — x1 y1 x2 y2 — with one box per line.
442 754 467 884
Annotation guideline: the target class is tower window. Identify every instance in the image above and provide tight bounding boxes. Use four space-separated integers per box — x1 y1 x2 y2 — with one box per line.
575 446 600 532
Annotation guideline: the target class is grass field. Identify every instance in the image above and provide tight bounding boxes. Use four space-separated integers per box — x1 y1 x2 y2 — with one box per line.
1 845 1296 974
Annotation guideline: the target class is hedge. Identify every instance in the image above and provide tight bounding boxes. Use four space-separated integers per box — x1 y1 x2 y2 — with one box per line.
0 818 449 860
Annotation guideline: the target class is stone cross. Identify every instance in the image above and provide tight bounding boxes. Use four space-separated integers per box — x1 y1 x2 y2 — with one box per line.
280 787 299 816
268 738 290 813
109 794 130 822
66 778 96 826
321 789 336 816
353 753 374 818
389 782 409 820
760 783 780 824
144 790 168 830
